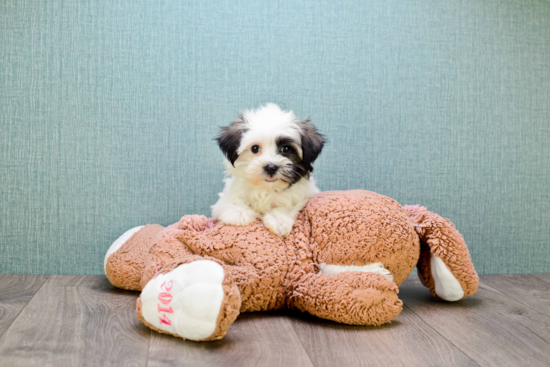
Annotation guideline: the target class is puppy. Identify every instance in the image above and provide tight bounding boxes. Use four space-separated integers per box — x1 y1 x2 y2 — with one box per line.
211 103 325 237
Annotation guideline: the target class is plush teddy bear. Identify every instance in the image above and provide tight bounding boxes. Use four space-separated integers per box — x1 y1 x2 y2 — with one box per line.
104 190 478 342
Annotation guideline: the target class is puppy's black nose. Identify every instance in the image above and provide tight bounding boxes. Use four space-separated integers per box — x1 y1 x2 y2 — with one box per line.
264 164 278 176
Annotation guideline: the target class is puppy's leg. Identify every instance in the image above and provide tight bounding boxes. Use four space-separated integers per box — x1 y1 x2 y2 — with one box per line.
262 208 297 237
211 177 258 226
216 204 258 226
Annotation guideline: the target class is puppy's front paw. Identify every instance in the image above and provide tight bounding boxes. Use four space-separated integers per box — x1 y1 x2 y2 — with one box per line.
218 206 258 226
262 212 294 238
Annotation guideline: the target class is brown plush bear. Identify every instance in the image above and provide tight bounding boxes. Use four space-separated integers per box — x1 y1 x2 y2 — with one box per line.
104 190 478 342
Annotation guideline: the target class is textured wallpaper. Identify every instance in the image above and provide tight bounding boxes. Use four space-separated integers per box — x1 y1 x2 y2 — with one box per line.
1 0 549 275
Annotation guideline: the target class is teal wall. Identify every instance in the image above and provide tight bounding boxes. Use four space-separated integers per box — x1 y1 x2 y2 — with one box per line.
1 0 549 275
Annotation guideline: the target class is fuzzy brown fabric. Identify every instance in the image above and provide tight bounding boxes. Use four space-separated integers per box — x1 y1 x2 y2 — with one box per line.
290 272 403 326
105 190 479 341
105 224 164 291
404 205 479 298
305 191 420 286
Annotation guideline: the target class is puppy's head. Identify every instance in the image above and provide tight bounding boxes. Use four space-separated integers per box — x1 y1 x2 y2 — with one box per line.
216 103 325 189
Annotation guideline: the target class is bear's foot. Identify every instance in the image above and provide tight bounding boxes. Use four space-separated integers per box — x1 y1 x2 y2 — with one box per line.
291 272 403 326
105 224 165 291
104 226 144 272
137 260 241 341
404 204 479 301
430 255 464 301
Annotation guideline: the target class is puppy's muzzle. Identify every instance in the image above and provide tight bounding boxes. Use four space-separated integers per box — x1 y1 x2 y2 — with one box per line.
263 164 279 177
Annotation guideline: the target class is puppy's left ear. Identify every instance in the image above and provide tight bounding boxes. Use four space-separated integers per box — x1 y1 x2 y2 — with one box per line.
298 119 325 172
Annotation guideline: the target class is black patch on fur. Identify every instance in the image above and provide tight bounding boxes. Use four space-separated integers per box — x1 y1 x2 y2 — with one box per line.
276 135 315 186
297 119 325 173
280 164 308 186
215 115 248 166
276 137 300 157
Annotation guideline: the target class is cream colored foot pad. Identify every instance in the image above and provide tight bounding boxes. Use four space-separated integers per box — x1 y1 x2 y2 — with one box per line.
104 226 144 272
140 260 225 340
431 255 465 301
319 262 394 281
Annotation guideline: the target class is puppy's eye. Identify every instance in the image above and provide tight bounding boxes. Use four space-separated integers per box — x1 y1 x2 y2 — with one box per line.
251 145 260 154
281 145 290 153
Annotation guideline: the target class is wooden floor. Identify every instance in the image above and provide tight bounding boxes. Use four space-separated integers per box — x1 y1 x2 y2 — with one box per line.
0 274 549 367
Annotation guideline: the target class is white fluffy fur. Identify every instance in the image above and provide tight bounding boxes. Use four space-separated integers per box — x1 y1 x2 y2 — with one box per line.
212 104 320 237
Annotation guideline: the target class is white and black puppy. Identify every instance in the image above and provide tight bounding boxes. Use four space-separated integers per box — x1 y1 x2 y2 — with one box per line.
211 103 325 237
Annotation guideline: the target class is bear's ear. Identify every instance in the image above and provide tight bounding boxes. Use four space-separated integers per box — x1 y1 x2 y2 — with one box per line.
297 119 325 172
215 115 248 166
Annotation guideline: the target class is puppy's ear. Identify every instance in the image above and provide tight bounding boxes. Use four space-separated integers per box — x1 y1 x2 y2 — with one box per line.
215 115 248 166
297 119 325 172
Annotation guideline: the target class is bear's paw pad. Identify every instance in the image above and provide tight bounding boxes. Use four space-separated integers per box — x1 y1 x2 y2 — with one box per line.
140 260 225 340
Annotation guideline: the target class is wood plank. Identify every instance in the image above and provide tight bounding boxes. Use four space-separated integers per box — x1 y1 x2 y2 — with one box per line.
0 275 49 337
0 275 150 367
288 301 477 367
482 274 550 318
147 311 314 367
399 276 550 367
531 273 550 284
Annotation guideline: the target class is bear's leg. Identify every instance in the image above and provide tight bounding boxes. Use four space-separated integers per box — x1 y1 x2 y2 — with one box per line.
404 205 479 301
136 255 241 342
105 224 165 291
289 272 402 326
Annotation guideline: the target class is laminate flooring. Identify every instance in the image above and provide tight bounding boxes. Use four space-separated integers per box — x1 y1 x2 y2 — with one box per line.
0 274 549 367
